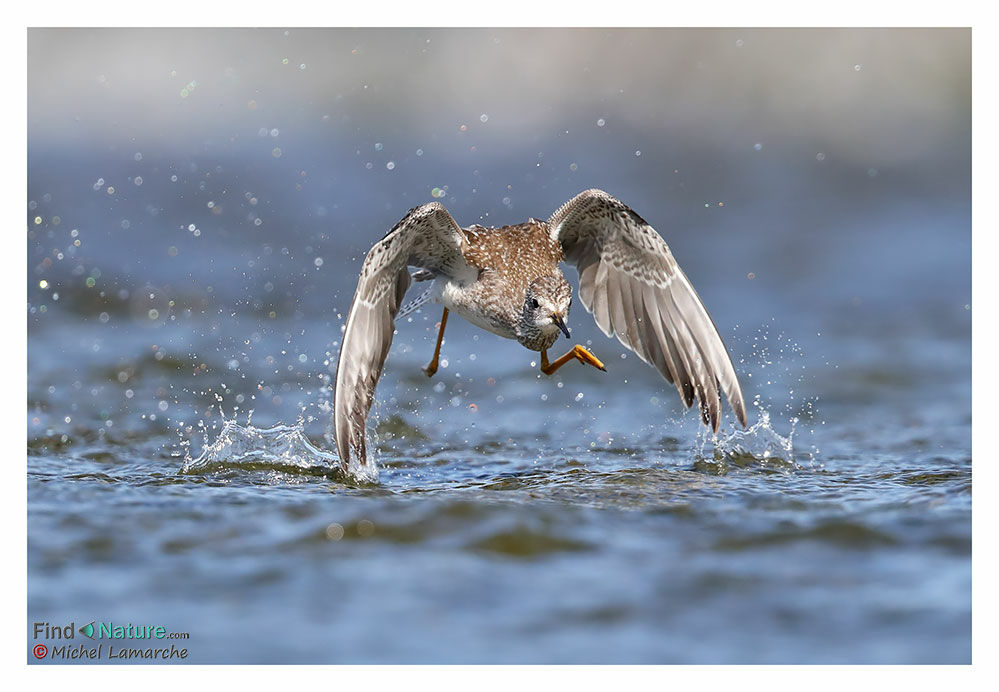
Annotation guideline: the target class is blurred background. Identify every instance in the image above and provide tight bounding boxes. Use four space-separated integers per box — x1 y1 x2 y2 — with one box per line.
27 28 970 664
28 28 969 335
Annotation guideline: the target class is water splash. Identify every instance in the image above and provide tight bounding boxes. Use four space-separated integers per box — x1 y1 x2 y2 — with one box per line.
180 418 378 483
694 410 799 474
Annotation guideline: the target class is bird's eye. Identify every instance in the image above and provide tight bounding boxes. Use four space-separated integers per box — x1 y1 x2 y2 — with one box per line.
530 298 540 309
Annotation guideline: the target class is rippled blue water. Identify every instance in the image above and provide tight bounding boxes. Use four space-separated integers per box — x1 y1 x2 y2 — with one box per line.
27 28 970 663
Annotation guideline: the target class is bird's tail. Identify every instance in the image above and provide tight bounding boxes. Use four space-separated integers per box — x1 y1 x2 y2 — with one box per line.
397 286 434 319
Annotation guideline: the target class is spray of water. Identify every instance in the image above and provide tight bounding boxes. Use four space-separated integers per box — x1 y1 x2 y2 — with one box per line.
179 315 814 483
180 416 378 483
693 408 798 473
688 318 817 473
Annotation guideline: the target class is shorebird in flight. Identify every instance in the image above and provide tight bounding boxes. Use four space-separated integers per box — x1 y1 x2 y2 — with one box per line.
334 189 747 469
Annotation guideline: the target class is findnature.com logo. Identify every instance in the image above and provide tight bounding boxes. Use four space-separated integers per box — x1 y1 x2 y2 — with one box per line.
31 621 190 661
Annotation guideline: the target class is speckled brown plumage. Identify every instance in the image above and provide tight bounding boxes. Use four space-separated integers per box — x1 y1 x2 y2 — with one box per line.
446 221 568 350
334 189 748 475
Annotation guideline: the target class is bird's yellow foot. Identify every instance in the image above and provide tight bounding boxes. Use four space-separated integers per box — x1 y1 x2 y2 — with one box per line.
573 345 607 372
541 345 607 375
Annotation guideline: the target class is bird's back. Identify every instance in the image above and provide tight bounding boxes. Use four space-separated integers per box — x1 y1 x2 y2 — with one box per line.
462 220 564 289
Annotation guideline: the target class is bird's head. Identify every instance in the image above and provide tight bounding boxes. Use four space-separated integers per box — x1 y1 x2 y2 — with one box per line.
522 274 572 340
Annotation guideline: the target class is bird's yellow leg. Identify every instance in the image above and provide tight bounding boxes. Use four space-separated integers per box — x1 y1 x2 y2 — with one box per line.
540 345 607 375
422 307 449 377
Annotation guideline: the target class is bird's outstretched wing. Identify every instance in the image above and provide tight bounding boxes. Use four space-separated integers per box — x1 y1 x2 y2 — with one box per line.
334 203 470 473
548 189 747 431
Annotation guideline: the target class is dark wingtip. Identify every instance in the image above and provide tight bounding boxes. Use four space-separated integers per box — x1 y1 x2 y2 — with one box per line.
733 400 748 429
699 399 712 430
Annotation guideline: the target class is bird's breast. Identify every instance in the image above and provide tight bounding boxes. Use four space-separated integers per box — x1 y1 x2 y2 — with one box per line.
517 325 561 352
438 278 519 340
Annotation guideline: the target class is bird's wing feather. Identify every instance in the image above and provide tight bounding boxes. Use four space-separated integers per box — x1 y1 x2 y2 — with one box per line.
334 203 469 474
549 189 746 431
